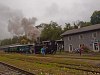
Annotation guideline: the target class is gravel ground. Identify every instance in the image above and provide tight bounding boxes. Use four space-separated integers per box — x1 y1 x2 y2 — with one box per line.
0 63 26 75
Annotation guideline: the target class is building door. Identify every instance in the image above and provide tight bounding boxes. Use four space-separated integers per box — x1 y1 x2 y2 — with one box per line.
93 42 99 51
69 44 73 52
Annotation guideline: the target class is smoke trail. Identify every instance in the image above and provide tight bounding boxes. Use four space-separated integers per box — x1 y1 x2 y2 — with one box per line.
21 17 40 40
0 4 40 40
8 17 40 40
0 4 23 39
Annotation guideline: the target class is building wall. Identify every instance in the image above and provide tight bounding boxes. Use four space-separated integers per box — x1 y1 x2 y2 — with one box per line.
63 29 100 52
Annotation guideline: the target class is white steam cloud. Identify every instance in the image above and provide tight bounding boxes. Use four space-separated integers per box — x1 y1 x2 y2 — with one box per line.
0 4 40 40
8 17 40 40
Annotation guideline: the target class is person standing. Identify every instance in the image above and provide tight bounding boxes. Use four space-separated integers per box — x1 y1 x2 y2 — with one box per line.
80 44 84 56
41 46 46 56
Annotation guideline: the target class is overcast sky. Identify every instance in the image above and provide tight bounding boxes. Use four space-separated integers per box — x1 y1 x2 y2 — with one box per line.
0 0 100 39
1 0 100 24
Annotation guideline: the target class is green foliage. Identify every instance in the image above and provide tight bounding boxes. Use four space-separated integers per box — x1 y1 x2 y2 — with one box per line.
40 21 63 41
73 21 91 28
11 36 19 44
82 46 91 53
18 36 31 44
0 35 31 46
63 21 91 33
63 23 73 32
1 39 12 46
78 21 91 27
91 10 100 25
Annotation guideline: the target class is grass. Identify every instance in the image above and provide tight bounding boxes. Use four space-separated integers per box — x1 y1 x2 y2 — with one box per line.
0 52 100 75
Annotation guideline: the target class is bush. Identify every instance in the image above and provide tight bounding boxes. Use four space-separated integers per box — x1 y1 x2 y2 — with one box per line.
82 46 92 53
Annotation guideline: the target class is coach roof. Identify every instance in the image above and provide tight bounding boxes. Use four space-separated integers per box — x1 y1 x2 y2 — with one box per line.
61 24 100 36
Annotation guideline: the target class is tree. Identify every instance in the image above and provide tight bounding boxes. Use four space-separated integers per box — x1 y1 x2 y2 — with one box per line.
11 36 19 44
91 10 100 25
18 36 30 44
40 21 63 41
63 23 72 32
63 21 91 33
73 21 91 28
73 23 78 29
1 39 12 46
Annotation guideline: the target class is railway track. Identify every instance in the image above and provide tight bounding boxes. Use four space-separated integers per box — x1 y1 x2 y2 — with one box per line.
58 65 100 75
36 62 100 74
0 62 35 75
0 55 100 75
16 58 100 75
1 57 100 75
51 55 100 60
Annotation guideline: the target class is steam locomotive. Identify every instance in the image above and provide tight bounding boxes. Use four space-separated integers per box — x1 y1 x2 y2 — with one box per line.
34 40 58 54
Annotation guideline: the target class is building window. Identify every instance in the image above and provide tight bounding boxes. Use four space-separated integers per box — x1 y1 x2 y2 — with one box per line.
68 36 71 40
92 32 97 38
79 35 83 39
